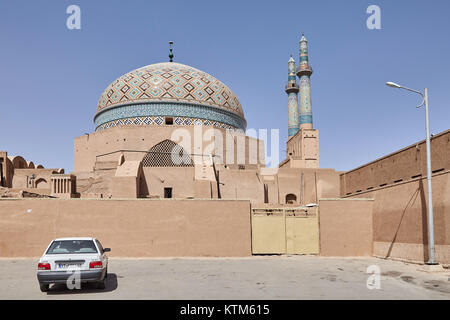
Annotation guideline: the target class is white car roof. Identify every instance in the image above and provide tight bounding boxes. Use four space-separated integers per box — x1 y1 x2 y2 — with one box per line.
53 237 96 241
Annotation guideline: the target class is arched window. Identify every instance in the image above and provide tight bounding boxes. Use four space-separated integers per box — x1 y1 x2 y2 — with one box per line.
142 140 193 167
35 178 48 189
286 193 297 204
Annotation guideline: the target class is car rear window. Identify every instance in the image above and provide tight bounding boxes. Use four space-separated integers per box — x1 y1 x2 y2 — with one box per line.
46 240 98 254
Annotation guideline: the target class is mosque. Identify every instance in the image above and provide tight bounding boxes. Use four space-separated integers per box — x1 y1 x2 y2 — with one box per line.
0 34 340 204
1 35 448 265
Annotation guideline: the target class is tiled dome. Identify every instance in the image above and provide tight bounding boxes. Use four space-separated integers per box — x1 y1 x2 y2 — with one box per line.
94 62 246 131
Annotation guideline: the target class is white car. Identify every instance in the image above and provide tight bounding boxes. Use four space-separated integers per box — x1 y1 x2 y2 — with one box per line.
37 237 110 292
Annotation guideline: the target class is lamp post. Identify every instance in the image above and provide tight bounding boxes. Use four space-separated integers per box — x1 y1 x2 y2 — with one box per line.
386 82 437 265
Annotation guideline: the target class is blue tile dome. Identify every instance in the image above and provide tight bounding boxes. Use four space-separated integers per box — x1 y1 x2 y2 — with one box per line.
94 62 246 131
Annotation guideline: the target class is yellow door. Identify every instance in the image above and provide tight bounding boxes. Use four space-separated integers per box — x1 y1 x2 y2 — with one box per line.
251 207 319 255
285 208 319 254
251 209 286 254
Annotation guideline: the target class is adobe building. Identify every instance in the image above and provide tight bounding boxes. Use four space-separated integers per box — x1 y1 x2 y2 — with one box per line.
1 35 448 265
340 129 450 264
1 34 340 204
0 151 66 198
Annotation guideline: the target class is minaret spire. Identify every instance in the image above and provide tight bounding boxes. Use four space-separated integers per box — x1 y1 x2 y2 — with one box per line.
297 33 313 130
169 41 174 62
285 54 300 137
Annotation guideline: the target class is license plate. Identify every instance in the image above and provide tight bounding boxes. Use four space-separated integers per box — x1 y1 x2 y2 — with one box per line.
58 263 82 270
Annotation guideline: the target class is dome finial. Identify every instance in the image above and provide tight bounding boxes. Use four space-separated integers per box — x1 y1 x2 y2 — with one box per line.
169 41 174 62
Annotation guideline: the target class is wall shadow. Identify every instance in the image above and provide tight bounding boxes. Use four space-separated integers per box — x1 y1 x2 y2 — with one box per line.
418 179 429 262
385 187 420 259
138 173 149 198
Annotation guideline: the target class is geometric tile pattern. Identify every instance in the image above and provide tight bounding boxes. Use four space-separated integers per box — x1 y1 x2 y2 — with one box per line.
96 116 236 132
299 75 313 125
96 62 245 120
94 102 246 131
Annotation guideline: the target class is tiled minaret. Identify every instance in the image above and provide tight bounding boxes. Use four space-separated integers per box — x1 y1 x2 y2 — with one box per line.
297 33 313 130
285 55 300 137
281 33 319 169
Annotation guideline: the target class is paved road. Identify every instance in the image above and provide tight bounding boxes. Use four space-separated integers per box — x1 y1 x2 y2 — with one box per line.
0 256 449 299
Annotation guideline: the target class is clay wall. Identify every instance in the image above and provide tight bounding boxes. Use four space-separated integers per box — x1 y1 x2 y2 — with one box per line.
0 199 252 257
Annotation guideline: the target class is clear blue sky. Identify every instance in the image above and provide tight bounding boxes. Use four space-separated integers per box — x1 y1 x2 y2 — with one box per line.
1 0 449 172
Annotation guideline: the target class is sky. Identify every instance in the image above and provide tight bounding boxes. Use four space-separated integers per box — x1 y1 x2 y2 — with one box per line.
0 0 449 172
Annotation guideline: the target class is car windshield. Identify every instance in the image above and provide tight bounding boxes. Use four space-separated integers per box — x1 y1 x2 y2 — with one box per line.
46 240 98 254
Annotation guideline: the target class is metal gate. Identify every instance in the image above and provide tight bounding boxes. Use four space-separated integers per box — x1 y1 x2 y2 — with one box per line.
251 207 319 255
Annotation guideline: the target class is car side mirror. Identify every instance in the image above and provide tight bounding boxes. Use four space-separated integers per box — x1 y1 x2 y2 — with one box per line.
103 248 111 253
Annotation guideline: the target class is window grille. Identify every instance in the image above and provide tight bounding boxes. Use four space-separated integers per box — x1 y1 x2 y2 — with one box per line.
142 140 193 167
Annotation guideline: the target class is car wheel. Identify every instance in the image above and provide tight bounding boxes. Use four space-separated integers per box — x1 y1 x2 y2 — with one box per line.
97 274 106 289
40 284 49 292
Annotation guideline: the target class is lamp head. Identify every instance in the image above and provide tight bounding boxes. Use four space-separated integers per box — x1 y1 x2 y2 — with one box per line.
386 82 402 89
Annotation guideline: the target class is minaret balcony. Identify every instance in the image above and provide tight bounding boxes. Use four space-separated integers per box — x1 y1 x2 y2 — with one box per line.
296 65 313 77
285 82 299 93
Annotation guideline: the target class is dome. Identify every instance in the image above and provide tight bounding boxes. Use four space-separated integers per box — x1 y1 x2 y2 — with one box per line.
94 62 246 131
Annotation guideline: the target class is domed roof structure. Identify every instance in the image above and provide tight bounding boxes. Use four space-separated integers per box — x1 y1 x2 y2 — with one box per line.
94 62 246 131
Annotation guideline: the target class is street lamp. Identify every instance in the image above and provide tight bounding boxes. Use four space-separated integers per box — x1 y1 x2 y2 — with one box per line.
386 81 437 265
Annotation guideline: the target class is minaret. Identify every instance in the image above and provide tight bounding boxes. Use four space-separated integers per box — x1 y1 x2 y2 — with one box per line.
297 33 313 130
285 55 299 137
281 33 319 169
